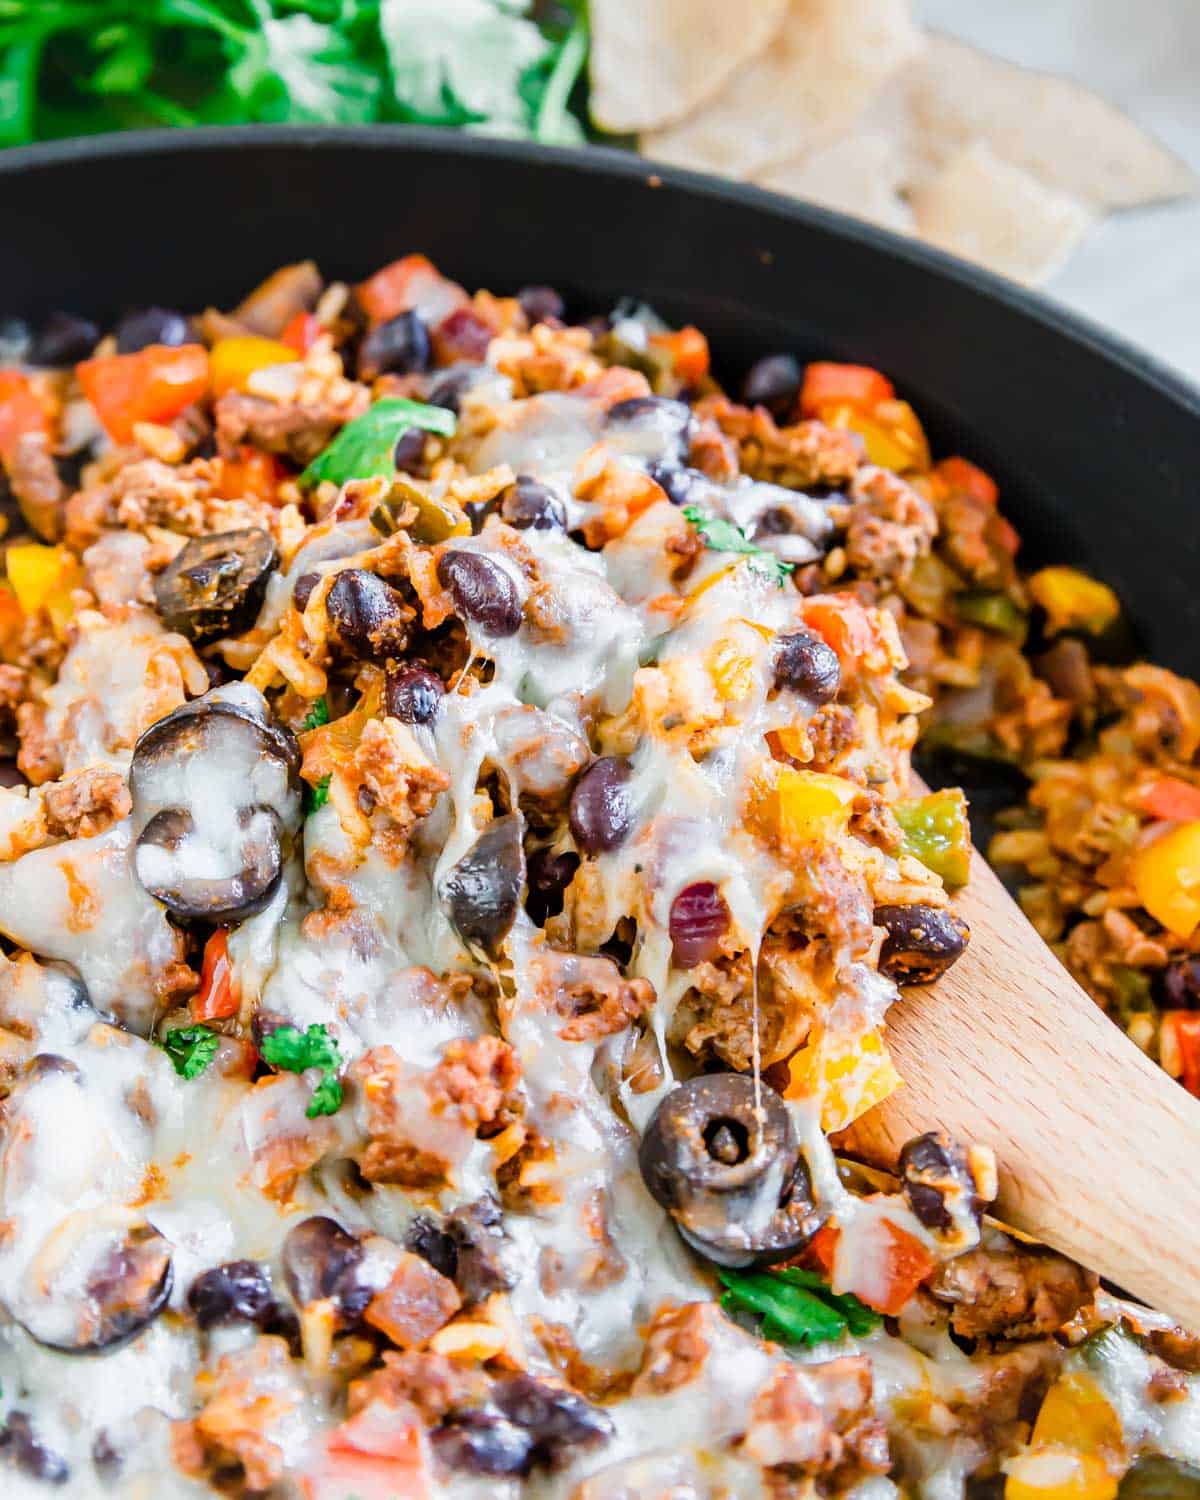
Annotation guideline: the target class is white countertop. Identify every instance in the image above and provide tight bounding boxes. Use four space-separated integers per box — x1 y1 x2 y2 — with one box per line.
919 0 1200 389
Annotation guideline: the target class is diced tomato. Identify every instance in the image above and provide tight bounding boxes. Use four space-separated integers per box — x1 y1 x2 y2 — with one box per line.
281 310 321 354
356 254 468 327
801 593 885 667
804 1222 841 1275
77 344 209 444
854 1220 936 1316
1134 778 1200 823
193 929 238 1022
303 1406 433 1500
1161 1011 1200 1098
935 456 999 507
218 445 286 503
799 362 894 418
650 325 710 387
0 371 51 465
431 306 495 365
992 512 1021 557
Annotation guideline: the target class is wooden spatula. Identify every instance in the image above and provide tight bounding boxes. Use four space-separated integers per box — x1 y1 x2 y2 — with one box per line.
840 833 1200 1329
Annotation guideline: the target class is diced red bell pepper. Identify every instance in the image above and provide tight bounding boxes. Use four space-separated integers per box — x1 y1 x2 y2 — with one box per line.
193 929 238 1022
1162 1011 1200 1098
356 254 468 327
281 311 322 354
801 593 885 667
804 1222 840 1275
650 325 711 387
855 1220 936 1317
0 371 51 465
77 344 210 444
799 362 894 419
935 456 999 507
218 445 286 503
1135 778 1200 823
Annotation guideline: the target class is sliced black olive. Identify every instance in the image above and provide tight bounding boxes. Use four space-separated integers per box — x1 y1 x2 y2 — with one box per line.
114 306 190 354
875 905 970 984
638 1073 824 1267
281 1217 372 1327
568 757 634 855
31 311 99 367
154 528 278 645
898 1131 983 1244
325 568 412 660
604 396 694 462
19 1224 173 1355
741 353 802 418
774 630 841 702
137 805 283 924
497 476 566 532
443 813 525 956
0 1412 70 1485
437 551 523 638
132 690 301 786
188 1259 278 1330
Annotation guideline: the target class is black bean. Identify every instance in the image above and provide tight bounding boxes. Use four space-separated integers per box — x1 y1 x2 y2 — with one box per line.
0 1412 69 1485
604 396 693 461
281 1217 372 1326
326 568 411 659
357 310 432 380
525 847 580 926
384 662 445 725
188 1260 277 1330
875 905 970 984
490 1374 614 1469
645 460 709 508
292 571 320 613
517 285 565 325
407 1201 515 1304
426 367 477 414
437 550 523 637
1164 957 1200 1008
741 353 802 419
393 426 427 473
114 306 190 354
25 1053 82 1083
568 757 635 855
406 1217 458 1281
774 630 841 703
899 1131 983 1241
498 475 566 532
433 1411 534 1477
31 311 99 366
443 813 525 956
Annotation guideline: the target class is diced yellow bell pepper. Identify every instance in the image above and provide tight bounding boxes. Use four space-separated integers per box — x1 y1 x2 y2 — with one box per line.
6 542 82 634
708 633 757 703
209 335 299 397
785 1026 901 1131
774 767 858 844
1132 821 1200 937
816 398 932 473
1032 1374 1123 1458
1028 567 1120 637
1005 1451 1117 1500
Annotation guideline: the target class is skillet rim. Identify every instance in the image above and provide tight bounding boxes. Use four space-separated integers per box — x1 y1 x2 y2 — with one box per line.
0 122 1197 417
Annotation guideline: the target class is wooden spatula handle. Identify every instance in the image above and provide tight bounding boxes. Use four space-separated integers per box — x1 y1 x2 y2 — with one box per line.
841 847 1200 1329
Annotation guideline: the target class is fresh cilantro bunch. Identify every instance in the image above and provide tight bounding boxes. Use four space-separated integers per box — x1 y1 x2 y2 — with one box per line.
160 1023 220 1078
683 505 796 587
0 0 589 148
260 1020 344 1116
718 1266 880 1347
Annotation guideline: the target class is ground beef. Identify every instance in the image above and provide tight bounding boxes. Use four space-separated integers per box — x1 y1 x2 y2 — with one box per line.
7 430 64 541
842 465 938 586
41 768 131 839
742 1355 889 1484
632 1302 721 1396
692 395 862 489
928 1243 1096 1341
354 716 449 842
15 702 62 785
528 949 654 1042
215 389 366 466
349 1350 487 1425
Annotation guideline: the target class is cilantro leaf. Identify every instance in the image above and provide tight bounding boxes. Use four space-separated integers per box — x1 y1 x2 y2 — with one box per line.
299 399 457 489
303 773 331 815
260 1021 344 1119
160 1023 220 1080
718 1267 879 1347
682 506 795 587
301 696 330 731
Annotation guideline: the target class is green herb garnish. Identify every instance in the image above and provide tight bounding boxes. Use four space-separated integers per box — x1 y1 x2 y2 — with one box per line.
0 1 591 149
718 1267 879 1348
303 774 331 815
301 696 330 731
300 399 457 490
683 506 795 587
260 1022 343 1118
160 1024 220 1080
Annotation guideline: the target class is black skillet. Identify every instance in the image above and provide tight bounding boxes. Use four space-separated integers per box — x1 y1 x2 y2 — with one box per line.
1 124 1197 689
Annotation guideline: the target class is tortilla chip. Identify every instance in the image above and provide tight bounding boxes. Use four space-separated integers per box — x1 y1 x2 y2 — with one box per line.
641 0 921 178
908 142 1093 285
589 0 789 134
908 34 1196 210
758 130 915 235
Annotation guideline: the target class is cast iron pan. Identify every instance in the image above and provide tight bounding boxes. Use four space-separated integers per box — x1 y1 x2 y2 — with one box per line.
1 126 1198 684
